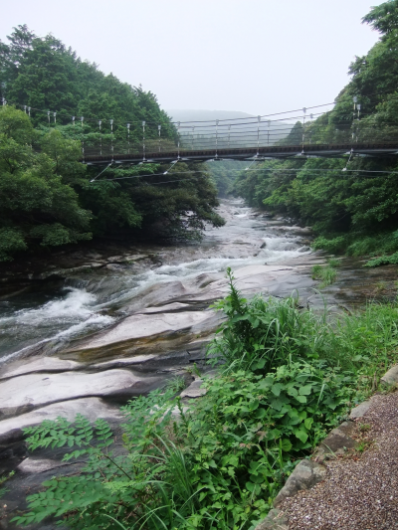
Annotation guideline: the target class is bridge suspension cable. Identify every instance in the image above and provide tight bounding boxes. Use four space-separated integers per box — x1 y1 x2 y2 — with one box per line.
92 164 398 186
4 99 336 128
5 97 398 166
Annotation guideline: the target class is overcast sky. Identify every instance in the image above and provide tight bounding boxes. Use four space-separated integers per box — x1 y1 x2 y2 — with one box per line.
0 0 383 116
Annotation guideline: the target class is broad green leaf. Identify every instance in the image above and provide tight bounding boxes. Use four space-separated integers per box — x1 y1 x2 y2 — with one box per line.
299 385 313 396
295 429 308 443
304 417 314 430
271 383 284 396
281 439 293 452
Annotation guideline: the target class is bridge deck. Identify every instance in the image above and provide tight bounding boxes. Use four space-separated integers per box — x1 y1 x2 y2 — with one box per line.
83 142 398 165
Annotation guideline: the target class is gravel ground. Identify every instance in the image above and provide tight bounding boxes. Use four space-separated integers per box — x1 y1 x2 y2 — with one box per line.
282 392 398 530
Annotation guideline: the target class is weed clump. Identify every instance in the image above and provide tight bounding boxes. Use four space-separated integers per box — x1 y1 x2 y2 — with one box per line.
311 264 337 287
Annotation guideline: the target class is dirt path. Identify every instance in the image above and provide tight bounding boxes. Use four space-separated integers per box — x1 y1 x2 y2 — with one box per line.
281 391 398 529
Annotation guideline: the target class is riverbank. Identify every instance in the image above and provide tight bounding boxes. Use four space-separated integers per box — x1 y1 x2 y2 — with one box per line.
7 273 398 530
2 199 398 529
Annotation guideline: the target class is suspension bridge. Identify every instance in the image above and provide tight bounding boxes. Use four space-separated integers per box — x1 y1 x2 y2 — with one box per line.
84 142 398 166
81 101 398 166
8 99 398 168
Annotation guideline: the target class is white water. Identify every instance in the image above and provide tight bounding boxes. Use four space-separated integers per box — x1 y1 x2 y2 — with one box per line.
0 288 114 362
0 200 310 363
99 240 309 309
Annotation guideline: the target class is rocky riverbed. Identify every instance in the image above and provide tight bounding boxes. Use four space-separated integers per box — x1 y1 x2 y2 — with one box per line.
0 199 391 529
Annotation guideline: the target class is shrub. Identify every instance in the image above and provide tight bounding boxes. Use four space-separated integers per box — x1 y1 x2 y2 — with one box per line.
208 268 346 372
365 251 398 267
13 362 354 530
312 235 348 253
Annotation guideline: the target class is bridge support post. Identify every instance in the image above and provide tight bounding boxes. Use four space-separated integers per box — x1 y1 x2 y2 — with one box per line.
142 120 146 161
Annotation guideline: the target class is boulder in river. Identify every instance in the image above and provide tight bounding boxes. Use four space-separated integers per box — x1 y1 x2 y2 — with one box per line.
64 310 217 361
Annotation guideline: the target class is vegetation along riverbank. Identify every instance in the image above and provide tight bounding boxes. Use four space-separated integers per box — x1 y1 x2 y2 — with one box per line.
9 268 398 529
234 2 398 268
0 25 224 266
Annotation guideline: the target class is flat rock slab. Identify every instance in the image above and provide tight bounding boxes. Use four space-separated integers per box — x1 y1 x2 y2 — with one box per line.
314 421 357 461
92 354 157 369
0 357 81 380
0 397 122 444
74 311 210 351
123 280 188 313
179 264 315 303
0 369 162 418
17 457 69 474
139 302 190 313
381 364 398 385
274 459 327 507
64 264 316 362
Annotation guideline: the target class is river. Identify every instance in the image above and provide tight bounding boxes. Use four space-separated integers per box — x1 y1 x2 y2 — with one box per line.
0 199 316 365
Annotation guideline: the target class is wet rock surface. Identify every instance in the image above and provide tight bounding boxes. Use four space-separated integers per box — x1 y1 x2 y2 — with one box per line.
0 369 163 419
0 357 81 381
0 397 122 445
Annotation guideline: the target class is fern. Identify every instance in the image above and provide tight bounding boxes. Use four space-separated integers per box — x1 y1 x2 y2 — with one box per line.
12 391 180 529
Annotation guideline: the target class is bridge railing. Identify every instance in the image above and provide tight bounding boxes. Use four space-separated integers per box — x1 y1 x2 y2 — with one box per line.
82 123 398 160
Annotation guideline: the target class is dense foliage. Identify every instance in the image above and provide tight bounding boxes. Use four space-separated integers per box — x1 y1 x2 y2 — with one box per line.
0 27 224 261
12 268 398 529
234 0 398 264
0 107 92 261
0 25 174 140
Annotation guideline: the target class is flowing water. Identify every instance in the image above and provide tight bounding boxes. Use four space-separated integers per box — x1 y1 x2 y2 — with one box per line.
0 199 316 364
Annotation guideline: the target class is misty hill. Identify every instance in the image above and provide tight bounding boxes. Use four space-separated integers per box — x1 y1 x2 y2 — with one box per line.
168 109 293 150
167 109 253 123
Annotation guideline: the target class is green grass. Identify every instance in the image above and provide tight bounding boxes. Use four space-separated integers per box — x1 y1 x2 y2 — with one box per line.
13 268 398 530
311 264 337 287
313 231 398 268
0 471 14 500
166 375 187 394
365 251 398 267
311 258 340 287
327 258 341 268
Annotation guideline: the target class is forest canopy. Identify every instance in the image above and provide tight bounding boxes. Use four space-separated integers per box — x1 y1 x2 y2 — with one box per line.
0 26 224 261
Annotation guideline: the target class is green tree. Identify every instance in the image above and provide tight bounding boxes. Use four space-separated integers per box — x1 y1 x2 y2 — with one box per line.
0 26 224 259
0 106 91 260
233 0 398 257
